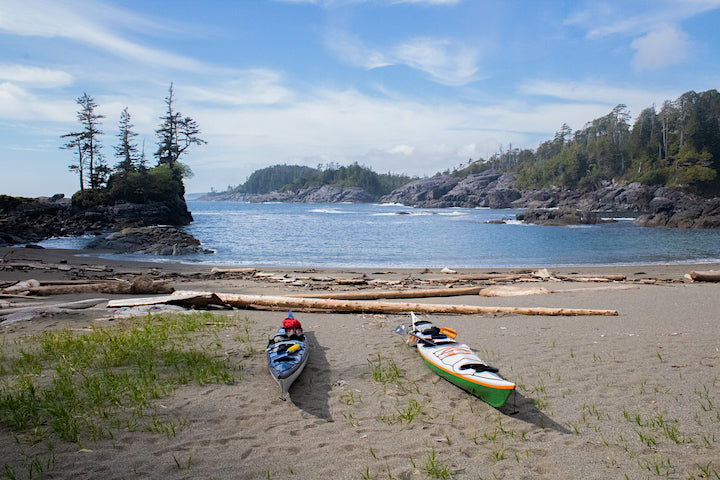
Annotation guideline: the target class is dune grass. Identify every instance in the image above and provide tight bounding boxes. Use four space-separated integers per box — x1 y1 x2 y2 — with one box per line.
0 311 245 448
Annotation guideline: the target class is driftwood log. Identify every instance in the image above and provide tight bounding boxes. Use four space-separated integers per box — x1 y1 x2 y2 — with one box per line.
291 285 550 300
291 286 485 300
689 270 720 282
0 277 173 296
0 298 108 320
107 291 618 316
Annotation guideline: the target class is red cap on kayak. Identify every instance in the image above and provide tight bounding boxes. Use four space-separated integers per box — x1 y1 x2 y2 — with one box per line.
282 317 302 330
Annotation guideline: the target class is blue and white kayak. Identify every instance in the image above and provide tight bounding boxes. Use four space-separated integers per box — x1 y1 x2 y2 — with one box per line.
266 321 309 399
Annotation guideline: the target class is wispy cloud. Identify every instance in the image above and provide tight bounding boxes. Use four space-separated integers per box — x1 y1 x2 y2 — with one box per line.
182 70 295 107
326 30 481 85
520 79 677 118
0 0 209 72
0 83 75 122
566 0 720 39
631 24 692 71
563 1 719 72
0 65 73 87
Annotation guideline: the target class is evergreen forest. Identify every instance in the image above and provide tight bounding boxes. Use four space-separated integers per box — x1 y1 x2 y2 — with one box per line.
220 163 415 197
482 89 720 195
219 89 720 199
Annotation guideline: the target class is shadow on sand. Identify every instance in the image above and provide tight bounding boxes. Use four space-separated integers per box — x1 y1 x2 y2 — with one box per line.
498 390 571 434
287 331 332 420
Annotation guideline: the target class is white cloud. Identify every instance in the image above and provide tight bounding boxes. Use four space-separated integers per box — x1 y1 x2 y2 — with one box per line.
631 24 692 71
182 70 295 106
326 30 481 85
388 144 415 155
0 65 73 87
325 30 392 69
0 82 75 122
566 0 720 39
393 37 480 86
520 80 675 114
0 0 210 72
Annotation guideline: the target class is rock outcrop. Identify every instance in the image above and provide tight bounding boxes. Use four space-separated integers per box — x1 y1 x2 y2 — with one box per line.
378 171 522 209
0 194 196 246
243 186 377 204
85 226 213 255
200 185 377 203
377 176 460 207
377 173 720 228
515 208 616 226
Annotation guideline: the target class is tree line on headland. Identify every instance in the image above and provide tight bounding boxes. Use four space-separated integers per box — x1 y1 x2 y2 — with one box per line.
206 89 720 200
60 83 204 209
0 84 207 246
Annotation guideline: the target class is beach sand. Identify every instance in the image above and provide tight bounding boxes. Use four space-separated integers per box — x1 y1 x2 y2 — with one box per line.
1 246 719 479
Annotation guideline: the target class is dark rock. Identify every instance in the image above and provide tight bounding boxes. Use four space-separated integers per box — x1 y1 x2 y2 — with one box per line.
378 176 460 207
86 226 213 256
300 186 376 203
516 208 616 226
0 193 194 243
242 185 378 204
442 171 521 208
635 195 720 228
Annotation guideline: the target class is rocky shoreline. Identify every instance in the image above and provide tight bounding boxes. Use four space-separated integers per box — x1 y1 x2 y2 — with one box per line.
0 194 208 255
4 170 720 254
200 169 720 228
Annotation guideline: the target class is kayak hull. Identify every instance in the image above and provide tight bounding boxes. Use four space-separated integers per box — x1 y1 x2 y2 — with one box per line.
266 328 309 396
411 318 515 407
417 347 514 407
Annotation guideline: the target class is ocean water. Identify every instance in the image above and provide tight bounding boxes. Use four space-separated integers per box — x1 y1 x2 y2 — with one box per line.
39 201 720 268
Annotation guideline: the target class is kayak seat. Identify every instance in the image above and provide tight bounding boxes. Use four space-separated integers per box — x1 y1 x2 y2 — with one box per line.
274 355 296 362
459 363 499 374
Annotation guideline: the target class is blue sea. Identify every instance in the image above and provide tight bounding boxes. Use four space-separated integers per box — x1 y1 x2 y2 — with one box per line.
40 201 720 269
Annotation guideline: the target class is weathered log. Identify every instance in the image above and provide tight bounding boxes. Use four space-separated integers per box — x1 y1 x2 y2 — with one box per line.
689 270 720 282
26 278 172 296
2 262 111 272
210 267 257 274
107 292 221 308
108 291 618 316
555 275 626 282
427 274 529 283
477 286 549 297
291 286 484 300
0 298 108 318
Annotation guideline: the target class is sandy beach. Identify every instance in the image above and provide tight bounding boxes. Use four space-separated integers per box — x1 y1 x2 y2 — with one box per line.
1 245 720 479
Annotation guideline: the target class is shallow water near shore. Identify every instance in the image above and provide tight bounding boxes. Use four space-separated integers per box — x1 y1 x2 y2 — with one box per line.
39 200 720 268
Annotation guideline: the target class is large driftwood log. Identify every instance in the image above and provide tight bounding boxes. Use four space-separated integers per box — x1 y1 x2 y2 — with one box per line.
107 291 618 316
555 274 626 282
689 270 720 282
0 298 108 319
210 267 257 274
292 285 550 300
10 277 173 296
291 286 485 300
427 274 530 283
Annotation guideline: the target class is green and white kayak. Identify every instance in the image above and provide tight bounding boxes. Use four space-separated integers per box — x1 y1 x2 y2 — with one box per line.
407 313 515 407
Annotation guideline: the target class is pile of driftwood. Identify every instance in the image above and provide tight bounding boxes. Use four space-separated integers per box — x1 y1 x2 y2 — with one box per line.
0 277 172 324
107 290 619 316
4 266 719 324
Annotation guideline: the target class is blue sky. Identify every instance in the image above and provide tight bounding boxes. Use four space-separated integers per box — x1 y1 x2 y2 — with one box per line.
1 0 719 196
